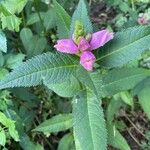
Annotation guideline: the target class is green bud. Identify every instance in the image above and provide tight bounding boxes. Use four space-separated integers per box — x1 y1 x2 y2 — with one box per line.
73 20 85 44
85 33 92 42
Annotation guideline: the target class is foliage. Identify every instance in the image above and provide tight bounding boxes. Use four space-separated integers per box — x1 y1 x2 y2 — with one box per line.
0 0 150 149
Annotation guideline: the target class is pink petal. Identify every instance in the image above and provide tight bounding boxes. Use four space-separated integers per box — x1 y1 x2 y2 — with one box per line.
78 37 91 52
90 29 114 50
80 51 96 71
54 39 78 54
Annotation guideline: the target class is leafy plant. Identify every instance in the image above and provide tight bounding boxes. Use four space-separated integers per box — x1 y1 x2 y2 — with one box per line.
0 0 150 149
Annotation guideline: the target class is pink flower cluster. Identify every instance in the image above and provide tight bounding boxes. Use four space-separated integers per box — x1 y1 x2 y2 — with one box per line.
54 29 113 71
138 13 149 25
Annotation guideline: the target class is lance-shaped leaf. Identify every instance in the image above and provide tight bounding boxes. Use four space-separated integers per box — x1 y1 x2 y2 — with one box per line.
108 124 131 150
97 26 150 68
101 68 150 97
0 52 78 90
76 67 150 98
33 114 73 133
53 0 71 38
70 0 93 36
73 89 107 150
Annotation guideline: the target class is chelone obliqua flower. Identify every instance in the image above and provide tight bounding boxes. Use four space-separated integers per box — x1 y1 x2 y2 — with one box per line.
54 21 114 71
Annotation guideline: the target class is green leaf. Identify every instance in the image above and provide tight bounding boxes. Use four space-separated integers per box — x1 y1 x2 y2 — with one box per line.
20 28 33 51
20 134 44 150
8 124 20 141
48 76 80 97
0 30 7 53
76 67 102 100
101 68 150 97
1 15 21 32
0 111 19 141
138 86 150 120
120 91 134 107
44 9 56 31
0 52 77 90
0 52 4 67
108 124 131 150
33 114 73 133
0 129 6 146
106 96 123 123
0 0 27 14
73 89 107 150
53 0 71 38
0 68 8 80
5 53 25 69
77 68 149 98
70 0 92 36
97 26 150 68
20 28 47 57
46 76 81 98
58 133 75 150
27 12 45 25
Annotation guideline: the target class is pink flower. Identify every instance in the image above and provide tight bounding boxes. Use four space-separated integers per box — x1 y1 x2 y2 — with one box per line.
54 29 113 71
138 13 149 25
80 51 96 71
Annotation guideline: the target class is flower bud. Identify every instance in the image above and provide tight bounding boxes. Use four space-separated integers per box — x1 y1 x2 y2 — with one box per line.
85 33 92 42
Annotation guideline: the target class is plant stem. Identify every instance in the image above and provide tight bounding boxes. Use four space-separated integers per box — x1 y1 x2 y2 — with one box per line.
127 129 141 146
34 0 46 34
21 11 26 27
131 0 135 11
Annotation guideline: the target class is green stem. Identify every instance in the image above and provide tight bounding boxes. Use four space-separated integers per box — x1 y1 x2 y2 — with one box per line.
34 0 46 34
131 0 135 11
21 11 26 27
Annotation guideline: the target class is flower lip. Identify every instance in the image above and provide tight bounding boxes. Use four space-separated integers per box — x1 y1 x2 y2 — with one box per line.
78 37 91 52
54 39 78 54
80 51 96 71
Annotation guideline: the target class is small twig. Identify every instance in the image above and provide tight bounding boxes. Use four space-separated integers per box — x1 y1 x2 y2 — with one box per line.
89 0 92 6
127 129 141 146
125 115 148 140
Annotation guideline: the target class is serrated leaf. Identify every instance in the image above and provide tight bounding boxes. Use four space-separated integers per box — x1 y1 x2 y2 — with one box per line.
46 76 81 98
76 67 102 100
101 68 150 97
58 133 75 150
0 30 7 53
53 0 71 38
5 53 25 69
0 129 6 146
1 15 21 32
97 26 150 68
73 89 107 150
33 114 73 133
70 0 93 36
0 52 78 90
